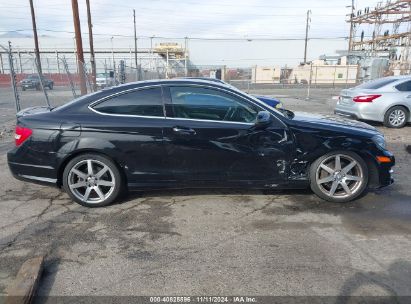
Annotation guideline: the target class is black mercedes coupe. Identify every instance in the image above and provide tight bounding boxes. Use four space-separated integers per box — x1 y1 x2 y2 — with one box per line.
8 79 395 207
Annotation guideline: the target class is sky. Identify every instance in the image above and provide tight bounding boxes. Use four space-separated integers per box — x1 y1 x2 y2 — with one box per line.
0 0 401 67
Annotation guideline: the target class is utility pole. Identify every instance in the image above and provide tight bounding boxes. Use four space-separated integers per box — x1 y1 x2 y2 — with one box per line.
86 0 96 91
303 10 311 64
29 0 42 74
150 36 154 71
71 0 87 95
184 37 188 76
110 36 115 79
133 9 139 81
348 0 355 51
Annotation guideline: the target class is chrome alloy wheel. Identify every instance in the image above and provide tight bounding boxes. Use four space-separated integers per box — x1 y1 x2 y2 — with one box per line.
68 159 115 204
388 109 406 127
315 154 364 199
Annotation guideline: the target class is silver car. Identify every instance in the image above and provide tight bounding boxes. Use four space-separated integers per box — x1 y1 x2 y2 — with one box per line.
335 76 411 128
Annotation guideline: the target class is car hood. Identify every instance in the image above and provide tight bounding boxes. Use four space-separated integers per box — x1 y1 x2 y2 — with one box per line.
253 95 281 102
289 111 380 134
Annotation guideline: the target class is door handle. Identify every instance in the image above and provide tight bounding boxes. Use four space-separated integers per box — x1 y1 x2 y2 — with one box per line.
406 95 411 99
172 126 196 135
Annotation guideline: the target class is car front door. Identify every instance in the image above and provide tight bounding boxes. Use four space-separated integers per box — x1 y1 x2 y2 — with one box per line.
162 85 294 183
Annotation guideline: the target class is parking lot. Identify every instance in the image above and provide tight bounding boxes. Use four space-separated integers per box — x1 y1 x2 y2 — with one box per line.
0 86 410 298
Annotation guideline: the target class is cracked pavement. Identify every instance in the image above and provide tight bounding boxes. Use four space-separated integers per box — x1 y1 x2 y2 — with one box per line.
0 87 410 297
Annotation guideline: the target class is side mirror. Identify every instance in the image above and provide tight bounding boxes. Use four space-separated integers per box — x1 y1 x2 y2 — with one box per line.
254 111 272 128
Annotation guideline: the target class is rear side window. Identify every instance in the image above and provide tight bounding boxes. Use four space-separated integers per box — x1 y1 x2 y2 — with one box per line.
395 80 411 92
356 78 398 90
93 88 164 117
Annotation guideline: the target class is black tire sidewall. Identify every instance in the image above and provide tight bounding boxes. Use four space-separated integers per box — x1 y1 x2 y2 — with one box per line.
309 151 369 203
384 106 409 128
62 153 123 207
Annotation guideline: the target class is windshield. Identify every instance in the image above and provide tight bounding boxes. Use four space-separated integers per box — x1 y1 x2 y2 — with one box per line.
28 75 39 79
356 78 398 90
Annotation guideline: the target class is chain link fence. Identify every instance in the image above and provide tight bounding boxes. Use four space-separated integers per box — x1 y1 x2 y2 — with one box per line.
0 45 410 114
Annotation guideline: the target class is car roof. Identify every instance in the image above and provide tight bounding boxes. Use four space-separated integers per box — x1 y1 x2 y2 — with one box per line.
101 78 230 93
181 77 226 83
377 75 411 82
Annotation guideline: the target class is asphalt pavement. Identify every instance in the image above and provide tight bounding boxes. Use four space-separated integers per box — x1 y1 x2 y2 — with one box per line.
0 86 410 298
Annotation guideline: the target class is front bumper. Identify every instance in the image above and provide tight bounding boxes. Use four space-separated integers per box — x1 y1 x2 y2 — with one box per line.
21 83 36 89
374 152 395 188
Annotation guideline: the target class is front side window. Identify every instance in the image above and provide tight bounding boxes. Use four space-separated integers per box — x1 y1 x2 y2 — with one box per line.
395 80 411 92
169 86 260 123
93 88 164 117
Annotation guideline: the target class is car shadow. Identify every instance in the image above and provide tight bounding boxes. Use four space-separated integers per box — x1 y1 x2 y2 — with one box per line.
116 188 314 205
335 260 411 303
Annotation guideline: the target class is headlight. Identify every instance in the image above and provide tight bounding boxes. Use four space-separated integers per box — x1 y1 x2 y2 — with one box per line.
372 135 386 149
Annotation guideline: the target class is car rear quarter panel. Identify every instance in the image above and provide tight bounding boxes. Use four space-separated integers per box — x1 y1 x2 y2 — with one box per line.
53 111 169 185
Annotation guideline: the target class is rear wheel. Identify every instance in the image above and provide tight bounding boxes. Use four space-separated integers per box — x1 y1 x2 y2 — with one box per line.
49 83 54 90
63 154 123 207
310 152 368 203
384 106 408 128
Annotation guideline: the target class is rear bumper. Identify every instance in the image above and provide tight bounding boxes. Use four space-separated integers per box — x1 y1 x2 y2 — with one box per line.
8 161 58 187
7 147 59 187
334 102 383 122
334 110 359 120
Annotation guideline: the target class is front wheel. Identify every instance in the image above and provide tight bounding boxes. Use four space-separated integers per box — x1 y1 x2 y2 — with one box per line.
62 154 123 207
310 151 368 203
49 83 54 90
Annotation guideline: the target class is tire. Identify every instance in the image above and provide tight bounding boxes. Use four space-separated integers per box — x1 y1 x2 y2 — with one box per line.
62 153 123 207
22 87 26 91
384 106 409 128
310 151 368 203
35 84 40 91
49 83 54 90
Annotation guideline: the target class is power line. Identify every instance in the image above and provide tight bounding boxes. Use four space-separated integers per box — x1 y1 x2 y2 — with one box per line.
1 28 350 41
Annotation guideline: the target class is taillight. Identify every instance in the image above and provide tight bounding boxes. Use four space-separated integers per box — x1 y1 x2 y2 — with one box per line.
352 94 381 103
15 126 32 146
